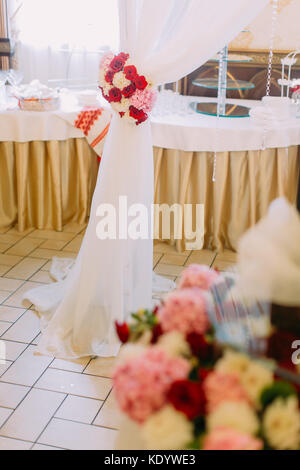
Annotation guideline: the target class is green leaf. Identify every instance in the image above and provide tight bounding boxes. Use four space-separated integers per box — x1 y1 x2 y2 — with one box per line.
260 381 297 409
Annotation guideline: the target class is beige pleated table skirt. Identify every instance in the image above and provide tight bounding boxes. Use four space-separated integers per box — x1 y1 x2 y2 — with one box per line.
0 138 299 251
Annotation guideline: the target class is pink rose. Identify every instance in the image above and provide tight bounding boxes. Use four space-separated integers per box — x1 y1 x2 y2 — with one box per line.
158 288 210 336
179 264 219 291
203 371 250 413
203 427 263 450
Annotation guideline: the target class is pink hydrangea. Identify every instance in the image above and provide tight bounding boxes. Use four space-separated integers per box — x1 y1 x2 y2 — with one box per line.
203 371 250 413
129 88 157 113
158 288 210 336
100 52 114 71
179 264 219 291
113 347 190 423
203 427 263 450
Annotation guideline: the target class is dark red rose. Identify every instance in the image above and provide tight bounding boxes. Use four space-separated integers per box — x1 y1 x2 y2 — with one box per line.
151 323 163 344
124 65 138 80
119 112 125 118
115 321 130 343
152 305 159 316
110 56 126 73
186 332 213 360
108 87 122 103
105 70 115 84
267 330 299 369
129 105 148 125
168 380 206 419
122 82 136 98
134 75 148 91
118 52 129 61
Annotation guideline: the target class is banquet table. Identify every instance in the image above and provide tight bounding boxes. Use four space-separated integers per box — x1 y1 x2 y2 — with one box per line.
0 95 299 251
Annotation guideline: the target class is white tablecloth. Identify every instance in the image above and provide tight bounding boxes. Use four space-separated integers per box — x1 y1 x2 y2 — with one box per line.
0 95 300 152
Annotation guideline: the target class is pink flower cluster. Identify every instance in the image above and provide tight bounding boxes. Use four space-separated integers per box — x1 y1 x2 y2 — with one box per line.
203 427 263 451
158 288 210 336
179 264 219 291
98 51 157 125
203 371 250 413
113 347 190 423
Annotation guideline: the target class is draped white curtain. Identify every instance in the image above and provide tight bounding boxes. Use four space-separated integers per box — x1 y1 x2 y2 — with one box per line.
24 0 269 359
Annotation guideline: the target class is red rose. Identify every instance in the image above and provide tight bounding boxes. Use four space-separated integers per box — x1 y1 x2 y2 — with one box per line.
119 112 125 118
110 55 126 73
115 321 130 343
124 65 138 80
151 323 163 344
134 75 148 91
108 87 122 103
118 52 129 61
129 105 148 125
105 70 115 85
168 380 206 419
122 82 136 98
186 332 213 360
99 86 109 101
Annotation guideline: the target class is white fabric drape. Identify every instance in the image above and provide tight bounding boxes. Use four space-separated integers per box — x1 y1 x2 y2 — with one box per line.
24 0 269 359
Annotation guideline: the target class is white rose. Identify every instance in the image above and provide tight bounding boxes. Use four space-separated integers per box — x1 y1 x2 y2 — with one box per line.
158 331 191 358
141 406 194 450
240 361 273 407
111 98 129 114
207 401 260 436
113 72 131 90
215 349 251 376
263 396 300 450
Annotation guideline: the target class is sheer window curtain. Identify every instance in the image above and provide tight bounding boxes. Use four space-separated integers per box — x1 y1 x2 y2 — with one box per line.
23 0 269 360
0 0 9 70
9 0 119 85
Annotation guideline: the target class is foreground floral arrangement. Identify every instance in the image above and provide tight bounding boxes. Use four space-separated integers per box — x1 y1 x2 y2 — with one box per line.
113 264 300 450
99 52 157 125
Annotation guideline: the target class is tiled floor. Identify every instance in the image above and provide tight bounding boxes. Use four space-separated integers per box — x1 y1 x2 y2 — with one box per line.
0 223 237 450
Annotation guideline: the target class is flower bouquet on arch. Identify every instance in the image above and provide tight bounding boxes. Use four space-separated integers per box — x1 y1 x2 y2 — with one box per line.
112 264 300 451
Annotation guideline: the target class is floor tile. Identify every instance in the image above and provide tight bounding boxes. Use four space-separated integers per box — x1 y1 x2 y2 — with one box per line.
0 278 24 292
0 360 13 376
0 254 23 267
0 265 9 276
3 281 43 308
29 249 77 260
153 242 177 254
39 239 67 250
0 307 26 323
0 340 27 361
2 310 40 344
35 368 112 400
55 395 102 424
5 238 43 257
84 357 116 378
0 407 13 427
38 418 117 450
31 332 42 346
153 253 162 267
160 253 189 266
28 230 75 242
0 382 30 408
0 291 10 304
0 388 66 442
93 392 120 430
0 322 11 336
5 258 47 281
0 243 8 253
154 263 185 277
32 443 63 450
7 227 34 237
50 357 91 373
1 345 52 387
62 222 87 234
62 237 82 253
0 436 32 450
186 249 217 267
